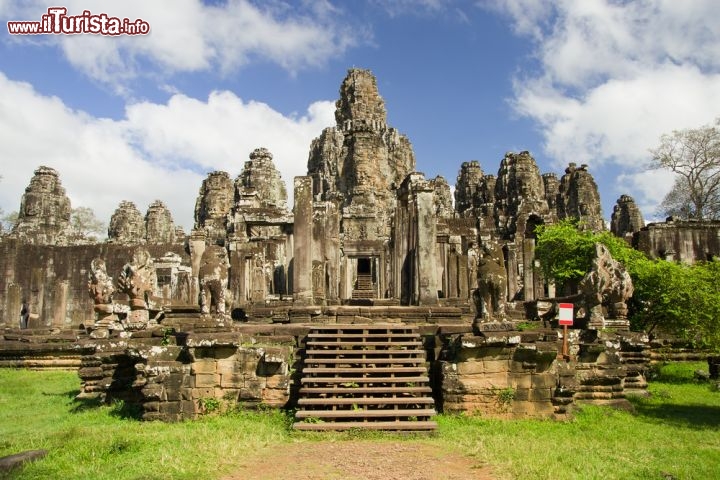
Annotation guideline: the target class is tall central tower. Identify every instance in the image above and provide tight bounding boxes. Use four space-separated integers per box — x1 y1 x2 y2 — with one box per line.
307 68 416 241
298 69 418 303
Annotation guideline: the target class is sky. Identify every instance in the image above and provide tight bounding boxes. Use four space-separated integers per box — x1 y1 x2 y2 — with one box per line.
1 0 720 234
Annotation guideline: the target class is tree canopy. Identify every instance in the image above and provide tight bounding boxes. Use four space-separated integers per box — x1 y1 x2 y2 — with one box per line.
651 119 720 220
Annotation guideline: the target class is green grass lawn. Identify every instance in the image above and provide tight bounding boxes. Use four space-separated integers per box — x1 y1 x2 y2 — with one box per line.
1 362 718 479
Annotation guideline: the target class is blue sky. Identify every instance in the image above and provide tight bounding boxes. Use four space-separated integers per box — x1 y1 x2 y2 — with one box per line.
2 0 720 232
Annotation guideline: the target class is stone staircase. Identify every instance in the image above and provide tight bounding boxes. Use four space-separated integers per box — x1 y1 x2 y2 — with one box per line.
293 324 437 431
351 274 375 299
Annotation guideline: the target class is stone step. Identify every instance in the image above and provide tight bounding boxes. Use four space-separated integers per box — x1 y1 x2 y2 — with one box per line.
302 366 428 375
300 386 432 395
301 376 429 384
305 340 423 347
295 409 436 419
310 324 417 331
294 324 436 432
306 332 418 339
351 291 375 299
305 348 426 357
293 420 438 431
304 357 424 365
298 397 435 406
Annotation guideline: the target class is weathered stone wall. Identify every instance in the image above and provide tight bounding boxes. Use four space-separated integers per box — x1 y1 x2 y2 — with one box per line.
0 328 87 369
0 239 190 328
77 324 297 421
0 316 654 422
439 326 646 418
440 329 559 417
633 219 720 263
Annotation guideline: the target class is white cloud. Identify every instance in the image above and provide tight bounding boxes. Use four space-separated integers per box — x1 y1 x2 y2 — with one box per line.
0 72 335 232
487 0 720 217
369 0 466 19
1 0 364 90
514 65 720 167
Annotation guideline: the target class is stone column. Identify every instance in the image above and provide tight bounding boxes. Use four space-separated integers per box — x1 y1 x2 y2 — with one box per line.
458 253 468 300
523 238 535 301
188 230 207 304
415 183 438 305
52 280 69 328
6 283 22 329
447 246 458 298
506 244 517 301
293 177 313 304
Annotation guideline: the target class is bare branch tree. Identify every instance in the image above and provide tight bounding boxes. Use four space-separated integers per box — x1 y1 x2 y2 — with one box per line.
651 119 720 220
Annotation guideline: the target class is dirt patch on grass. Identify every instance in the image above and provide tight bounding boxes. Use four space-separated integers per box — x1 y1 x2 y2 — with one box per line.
222 440 495 480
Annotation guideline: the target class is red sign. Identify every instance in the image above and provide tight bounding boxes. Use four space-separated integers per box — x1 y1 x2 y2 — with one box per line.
558 303 574 326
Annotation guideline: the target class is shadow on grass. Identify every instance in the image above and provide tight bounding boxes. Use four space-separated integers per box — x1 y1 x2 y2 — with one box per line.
42 389 81 400
66 393 143 420
108 400 143 420
630 399 720 428
69 393 104 413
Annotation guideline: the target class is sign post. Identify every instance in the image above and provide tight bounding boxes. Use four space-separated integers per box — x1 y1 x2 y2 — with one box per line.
558 303 573 360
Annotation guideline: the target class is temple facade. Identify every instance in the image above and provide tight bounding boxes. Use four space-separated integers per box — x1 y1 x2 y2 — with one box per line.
2 68 717 329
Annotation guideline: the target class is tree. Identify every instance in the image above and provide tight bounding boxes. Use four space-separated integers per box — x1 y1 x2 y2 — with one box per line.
535 220 647 294
651 119 720 220
534 220 596 293
0 210 18 233
68 206 106 243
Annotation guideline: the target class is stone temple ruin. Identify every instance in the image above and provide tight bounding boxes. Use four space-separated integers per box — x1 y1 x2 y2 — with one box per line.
1 69 719 428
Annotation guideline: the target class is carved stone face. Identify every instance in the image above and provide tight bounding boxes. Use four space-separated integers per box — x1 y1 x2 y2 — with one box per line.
202 186 231 220
24 194 41 216
33 173 55 192
206 194 228 217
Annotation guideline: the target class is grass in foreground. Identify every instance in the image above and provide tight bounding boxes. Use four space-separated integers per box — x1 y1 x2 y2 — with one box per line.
0 362 718 479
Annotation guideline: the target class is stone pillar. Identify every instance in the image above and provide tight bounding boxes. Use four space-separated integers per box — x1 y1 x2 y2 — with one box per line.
322 201 341 302
506 244 517 301
293 177 313 304
30 266 46 327
393 193 410 302
447 247 459 298
188 230 207 304
6 283 22 329
52 280 69 328
458 253 468 300
415 185 438 305
523 238 535 301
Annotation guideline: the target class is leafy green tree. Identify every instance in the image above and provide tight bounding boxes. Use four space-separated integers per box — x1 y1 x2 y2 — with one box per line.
534 220 596 294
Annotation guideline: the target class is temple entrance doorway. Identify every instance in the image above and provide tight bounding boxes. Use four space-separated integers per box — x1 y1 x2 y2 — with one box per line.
352 257 377 299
